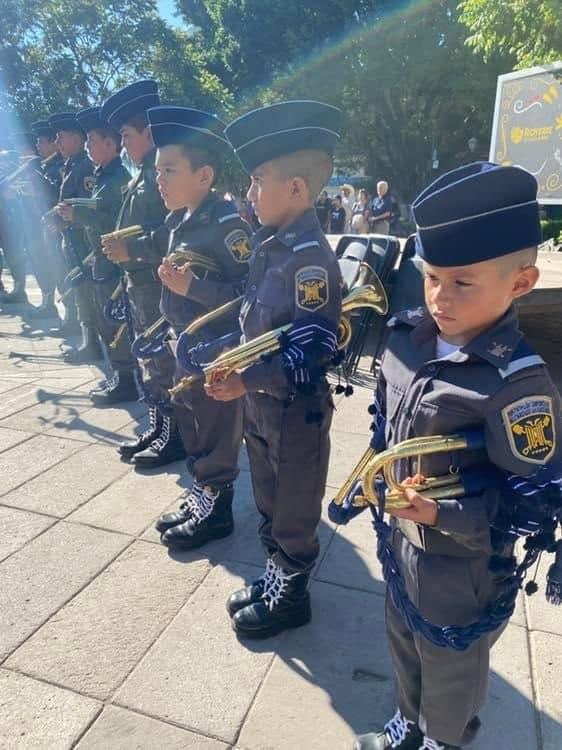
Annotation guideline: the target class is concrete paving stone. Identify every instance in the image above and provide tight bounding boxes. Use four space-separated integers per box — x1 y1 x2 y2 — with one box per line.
238 580 393 750
115 563 280 744
0 382 50 419
1 444 130 517
44 402 146 444
531 631 562 750
0 426 34 454
327 430 373 494
7 541 211 700
331 388 373 436
0 377 36 394
0 434 83 497
0 506 55 562
76 706 229 749
0 669 101 750
68 461 188 536
0 521 129 660
0 391 95 434
468 623 538 749
524 551 562 636
316 500 385 596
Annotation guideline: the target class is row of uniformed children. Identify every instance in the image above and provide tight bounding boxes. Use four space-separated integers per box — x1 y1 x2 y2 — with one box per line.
38 82 562 750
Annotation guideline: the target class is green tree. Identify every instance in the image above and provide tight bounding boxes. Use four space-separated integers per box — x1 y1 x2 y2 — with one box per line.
458 0 562 69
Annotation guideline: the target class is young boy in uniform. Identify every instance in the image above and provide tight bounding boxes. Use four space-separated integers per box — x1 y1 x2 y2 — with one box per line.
145 105 251 549
58 106 137 395
99 80 185 466
206 101 344 638
348 162 562 749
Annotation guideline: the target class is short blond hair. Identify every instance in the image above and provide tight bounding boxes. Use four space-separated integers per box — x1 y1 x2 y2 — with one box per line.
271 149 333 200
495 246 538 276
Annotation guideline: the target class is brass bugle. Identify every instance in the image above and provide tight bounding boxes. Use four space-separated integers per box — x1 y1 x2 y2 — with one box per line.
183 296 243 338
169 283 386 397
332 434 474 512
100 225 144 242
109 323 128 350
59 251 96 301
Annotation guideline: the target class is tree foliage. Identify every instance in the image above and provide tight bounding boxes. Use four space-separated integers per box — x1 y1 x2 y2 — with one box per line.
458 0 562 69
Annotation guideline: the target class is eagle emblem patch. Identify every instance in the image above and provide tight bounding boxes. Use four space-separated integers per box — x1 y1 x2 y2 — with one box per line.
502 396 556 464
225 229 252 263
84 175 96 193
295 265 328 311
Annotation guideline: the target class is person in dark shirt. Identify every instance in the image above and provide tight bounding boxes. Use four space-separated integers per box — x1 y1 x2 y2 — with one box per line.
370 180 393 234
315 189 332 232
330 194 346 233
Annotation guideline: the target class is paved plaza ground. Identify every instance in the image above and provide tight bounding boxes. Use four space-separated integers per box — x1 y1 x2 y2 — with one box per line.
0 278 560 750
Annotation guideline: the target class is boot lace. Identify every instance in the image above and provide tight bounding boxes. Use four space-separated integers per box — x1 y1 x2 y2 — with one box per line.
188 485 219 524
139 407 159 442
384 709 414 748
149 415 171 451
419 739 445 750
261 560 299 612
178 481 202 512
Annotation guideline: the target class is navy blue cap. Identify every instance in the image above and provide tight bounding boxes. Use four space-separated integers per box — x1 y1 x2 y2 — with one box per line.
31 120 55 139
76 106 110 133
413 162 542 266
101 80 160 130
225 100 342 173
147 106 230 156
49 112 84 135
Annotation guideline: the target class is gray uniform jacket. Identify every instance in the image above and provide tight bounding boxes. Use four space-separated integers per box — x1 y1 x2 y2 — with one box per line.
59 150 95 262
240 208 343 401
378 305 562 557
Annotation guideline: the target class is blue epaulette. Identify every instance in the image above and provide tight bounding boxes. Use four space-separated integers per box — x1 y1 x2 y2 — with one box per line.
498 339 545 380
211 199 241 225
292 230 321 253
387 306 426 328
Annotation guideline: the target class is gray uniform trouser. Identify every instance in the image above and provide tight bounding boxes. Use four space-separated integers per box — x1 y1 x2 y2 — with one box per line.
174 378 242 489
244 389 333 574
387 528 507 747
92 277 136 373
127 278 174 407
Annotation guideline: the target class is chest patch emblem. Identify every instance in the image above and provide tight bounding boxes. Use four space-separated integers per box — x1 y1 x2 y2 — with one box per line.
295 265 329 311
225 229 252 263
502 395 556 464
84 175 96 193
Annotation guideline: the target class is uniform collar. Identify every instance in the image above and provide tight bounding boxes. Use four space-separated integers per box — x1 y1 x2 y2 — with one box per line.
65 149 88 168
95 155 122 177
180 190 219 228
139 148 156 171
275 207 322 247
407 304 523 368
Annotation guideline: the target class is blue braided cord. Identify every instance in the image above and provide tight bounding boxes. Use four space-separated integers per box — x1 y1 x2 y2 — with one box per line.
279 320 339 386
176 330 241 373
131 327 169 359
370 478 535 650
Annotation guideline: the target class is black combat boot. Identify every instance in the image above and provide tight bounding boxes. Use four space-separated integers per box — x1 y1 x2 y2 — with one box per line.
226 558 276 617
154 481 203 533
353 710 424 750
133 414 186 468
160 484 234 548
90 370 138 406
29 292 58 318
118 406 162 459
63 325 103 363
231 560 311 639
0 281 28 305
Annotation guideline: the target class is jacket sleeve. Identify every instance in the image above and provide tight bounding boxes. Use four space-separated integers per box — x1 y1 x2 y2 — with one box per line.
124 166 168 264
437 369 562 546
241 246 342 396
187 215 251 311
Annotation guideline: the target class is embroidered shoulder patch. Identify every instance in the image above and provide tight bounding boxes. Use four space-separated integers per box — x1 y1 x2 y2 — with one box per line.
502 396 556 464
84 175 96 193
295 265 328 311
225 229 252 263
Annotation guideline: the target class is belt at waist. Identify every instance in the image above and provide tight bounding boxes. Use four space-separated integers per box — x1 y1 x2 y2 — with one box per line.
125 267 159 286
395 519 486 558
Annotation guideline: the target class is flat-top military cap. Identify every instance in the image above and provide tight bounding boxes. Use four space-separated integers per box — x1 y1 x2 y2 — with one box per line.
101 79 160 130
49 112 84 135
225 100 342 173
31 120 55 139
147 106 230 155
76 106 109 133
413 161 542 266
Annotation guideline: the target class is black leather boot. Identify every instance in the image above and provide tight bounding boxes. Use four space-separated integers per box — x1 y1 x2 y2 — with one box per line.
63 325 103 363
353 710 423 750
161 484 234 548
231 561 311 639
29 292 58 318
133 415 186 468
0 282 28 305
90 370 138 406
226 558 276 617
118 406 162 459
154 481 203 533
